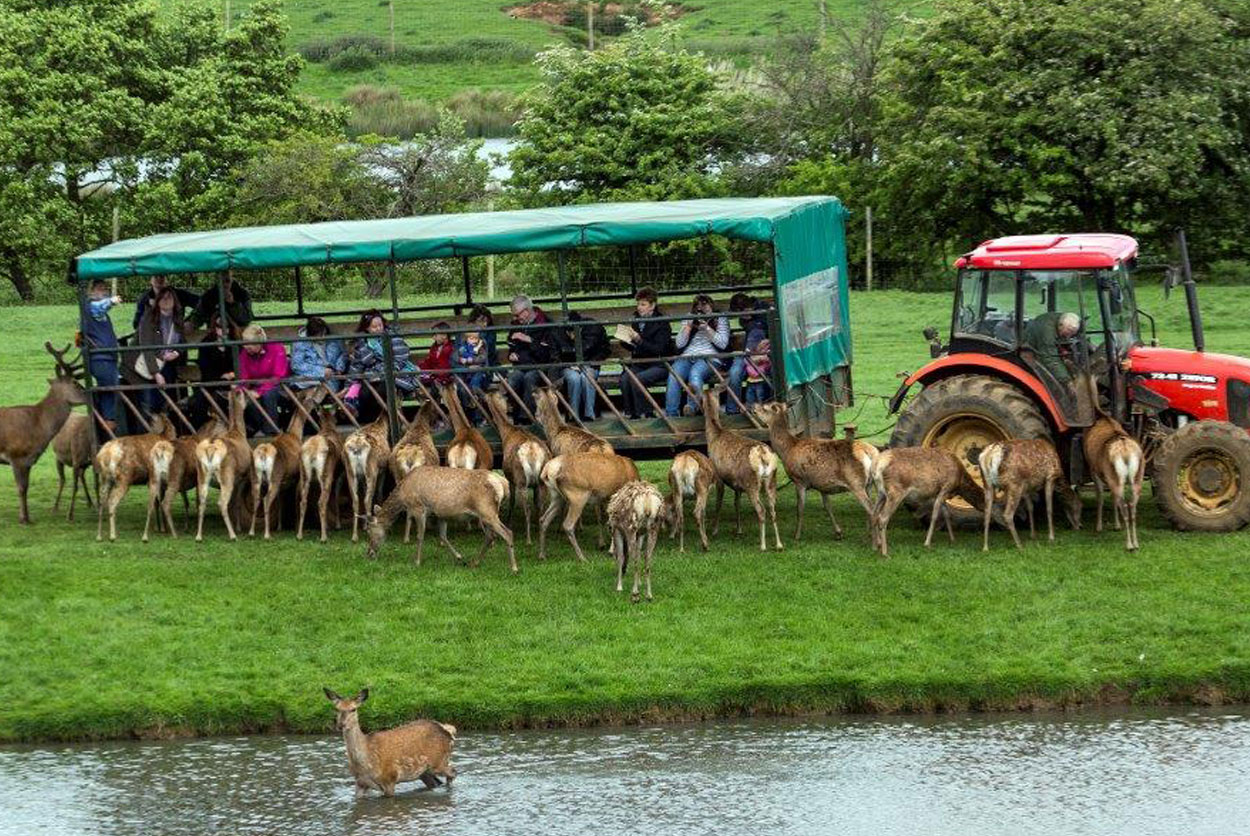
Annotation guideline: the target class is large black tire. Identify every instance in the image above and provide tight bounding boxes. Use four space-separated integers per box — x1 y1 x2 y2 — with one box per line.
1152 420 1250 532
891 375 1052 524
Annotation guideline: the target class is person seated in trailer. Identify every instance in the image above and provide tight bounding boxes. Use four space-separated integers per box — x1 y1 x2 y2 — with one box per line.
237 323 290 436
556 310 610 422
417 322 455 386
290 315 347 392
187 313 236 427
1022 311 1081 383
132 286 188 416
84 279 122 428
463 304 499 368
505 294 557 419
455 320 491 424
343 309 418 419
726 292 769 414
190 271 254 330
615 286 674 420
744 336 773 406
132 275 199 330
665 294 730 417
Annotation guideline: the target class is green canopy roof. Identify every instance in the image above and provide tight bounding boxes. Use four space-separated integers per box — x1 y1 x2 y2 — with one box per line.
72 197 844 280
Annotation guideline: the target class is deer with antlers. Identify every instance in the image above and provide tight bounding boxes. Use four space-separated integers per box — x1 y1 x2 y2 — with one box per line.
0 343 87 524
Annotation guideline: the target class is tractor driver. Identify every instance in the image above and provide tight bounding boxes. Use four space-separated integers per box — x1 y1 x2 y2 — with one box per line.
1022 311 1081 382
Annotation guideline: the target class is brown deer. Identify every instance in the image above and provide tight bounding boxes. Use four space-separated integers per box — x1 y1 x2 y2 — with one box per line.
534 386 612 456
51 413 95 521
666 449 717 552
96 415 176 541
1083 414 1145 551
483 389 550 544
365 465 515 572
1 343 87 524
607 480 669 603
702 387 782 552
344 413 391 543
390 398 441 543
440 384 493 470
298 404 346 542
978 438 1082 550
195 389 255 541
754 401 879 543
248 390 318 539
143 417 226 542
323 688 456 798
538 452 639 562
871 447 985 557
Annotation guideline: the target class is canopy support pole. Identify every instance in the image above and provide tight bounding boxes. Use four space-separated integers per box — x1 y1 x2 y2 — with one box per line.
379 338 403 445
558 249 583 365
294 266 305 316
219 270 239 381
76 279 101 442
387 260 400 323
628 245 639 298
461 256 473 308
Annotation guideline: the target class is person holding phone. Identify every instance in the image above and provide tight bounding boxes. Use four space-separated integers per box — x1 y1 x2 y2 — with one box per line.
665 294 729 417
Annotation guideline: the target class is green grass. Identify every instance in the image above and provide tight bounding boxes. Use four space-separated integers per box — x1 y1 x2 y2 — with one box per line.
3 284 1250 742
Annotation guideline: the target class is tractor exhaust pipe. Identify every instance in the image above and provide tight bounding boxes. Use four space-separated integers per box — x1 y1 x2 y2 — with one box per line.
1176 229 1205 352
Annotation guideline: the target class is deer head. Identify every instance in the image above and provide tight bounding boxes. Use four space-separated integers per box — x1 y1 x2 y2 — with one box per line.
323 687 370 731
753 401 787 427
44 342 88 404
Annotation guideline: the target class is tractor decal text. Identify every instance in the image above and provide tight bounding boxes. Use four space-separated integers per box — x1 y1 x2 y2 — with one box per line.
1147 372 1218 385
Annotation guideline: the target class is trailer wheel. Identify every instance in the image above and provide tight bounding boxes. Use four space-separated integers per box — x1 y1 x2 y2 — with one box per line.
891 375 1051 524
1153 420 1250 532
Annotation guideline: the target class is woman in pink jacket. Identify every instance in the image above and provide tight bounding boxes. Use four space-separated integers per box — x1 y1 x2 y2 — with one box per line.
238 323 290 435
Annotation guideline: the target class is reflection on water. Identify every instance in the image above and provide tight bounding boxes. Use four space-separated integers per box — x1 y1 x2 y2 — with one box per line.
2 708 1248 836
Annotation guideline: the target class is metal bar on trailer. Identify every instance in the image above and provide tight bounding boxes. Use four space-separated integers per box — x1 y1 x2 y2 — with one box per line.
409 374 452 427
280 384 319 427
496 374 538 426
201 386 230 426
621 365 682 435
242 387 284 436
536 369 590 431
378 335 403 444
461 256 473 307
584 362 637 435
75 280 102 442
661 359 701 407
705 361 763 428
158 389 196 434
452 374 492 426
92 408 117 440
118 390 153 433
323 384 362 429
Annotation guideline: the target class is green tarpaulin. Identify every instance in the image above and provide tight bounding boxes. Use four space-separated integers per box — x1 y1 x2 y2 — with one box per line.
74 197 850 386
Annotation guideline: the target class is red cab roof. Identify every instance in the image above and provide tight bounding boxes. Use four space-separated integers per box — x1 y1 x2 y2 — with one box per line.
955 234 1138 270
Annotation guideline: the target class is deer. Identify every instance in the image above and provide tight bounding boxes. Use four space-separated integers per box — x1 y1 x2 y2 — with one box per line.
298 404 346 543
754 401 879 543
871 447 985 558
365 465 516 572
483 388 550 544
249 389 318 539
344 413 391 543
96 414 176 541
51 413 96 521
534 386 612 457
666 449 717 552
323 688 457 798
538 451 639 562
1083 413 1144 551
978 438 1082 551
1 343 87 524
440 384 493 470
608 480 669 603
389 398 441 543
143 417 226 542
195 388 255 542
701 387 782 552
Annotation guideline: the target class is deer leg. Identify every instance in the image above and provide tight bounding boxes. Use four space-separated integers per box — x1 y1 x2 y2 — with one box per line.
848 483 875 547
106 478 126 542
218 472 238 541
820 492 843 541
67 468 81 521
1025 495 1036 540
480 509 516 574
412 508 428 565
562 493 590 563
263 484 278 540
142 480 160 543
923 490 949 547
876 492 905 558
348 468 362 543
1003 490 1023 550
694 490 710 552
748 486 766 552
942 503 956 543
712 482 725 536
162 487 178 539
437 518 466 564
982 482 996 552
195 471 210 542
766 475 782 550
297 472 310 541
673 494 685 550
1093 477 1105 533
629 533 644 603
615 529 628 592
1044 478 1056 542
53 461 65 511
734 490 743 535
14 465 31 525
643 527 657 602
794 484 806 541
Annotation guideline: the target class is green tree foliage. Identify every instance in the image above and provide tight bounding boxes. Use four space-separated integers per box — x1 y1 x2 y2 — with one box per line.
359 113 490 217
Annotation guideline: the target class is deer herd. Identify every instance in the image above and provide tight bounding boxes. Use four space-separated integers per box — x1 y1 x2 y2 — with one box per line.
1 348 1152 602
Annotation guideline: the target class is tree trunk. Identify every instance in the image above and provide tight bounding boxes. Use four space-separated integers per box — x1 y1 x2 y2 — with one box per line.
0 247 35 301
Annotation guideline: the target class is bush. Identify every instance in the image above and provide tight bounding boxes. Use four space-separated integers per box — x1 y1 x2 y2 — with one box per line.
328 46 380 72
344 85 440 139
299 34 387 63
446 89 521 137
392 37 533 65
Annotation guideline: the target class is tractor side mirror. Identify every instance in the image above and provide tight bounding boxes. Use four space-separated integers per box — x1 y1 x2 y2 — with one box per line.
923 326 942 358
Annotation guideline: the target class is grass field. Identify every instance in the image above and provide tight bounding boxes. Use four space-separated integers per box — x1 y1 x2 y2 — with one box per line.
2 284 1250 742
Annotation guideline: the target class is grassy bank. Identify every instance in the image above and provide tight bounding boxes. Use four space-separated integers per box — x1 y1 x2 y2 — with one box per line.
3 286 1250 742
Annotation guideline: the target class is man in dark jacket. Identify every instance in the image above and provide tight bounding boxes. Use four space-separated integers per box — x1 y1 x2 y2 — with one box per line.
190 272 254 329
617 287 675 419
506 294 558 418
132 275 200 330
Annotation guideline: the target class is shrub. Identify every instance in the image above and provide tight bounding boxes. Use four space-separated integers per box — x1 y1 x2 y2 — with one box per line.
328 46 380 72
446 89 521 137
344 86 440 139
299 34 388 63
392 37 534 65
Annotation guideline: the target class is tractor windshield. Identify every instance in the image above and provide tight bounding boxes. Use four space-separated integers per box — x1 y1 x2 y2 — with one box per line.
953 269 1018 345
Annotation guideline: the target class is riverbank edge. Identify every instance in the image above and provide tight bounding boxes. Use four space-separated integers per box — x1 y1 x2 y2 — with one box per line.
5 673 1249 744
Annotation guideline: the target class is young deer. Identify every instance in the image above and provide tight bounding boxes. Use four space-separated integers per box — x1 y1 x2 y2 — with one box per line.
608 480 669 603
365 465 516 572
755 401 879 542
344 413 391 543
440 384 493 470
979 438 1082 550
534 386 612 457
143 417 226 542
538 452 639 562
390 399 441 543
702 388 782 552
483 389 550 544
871 447 985 557
298 404 346 542
195 389 255 542
95 414 176 542
666 449 717 552
51 413 95 521
249 391 317 539
1083 414 1144 551
323 688 456 798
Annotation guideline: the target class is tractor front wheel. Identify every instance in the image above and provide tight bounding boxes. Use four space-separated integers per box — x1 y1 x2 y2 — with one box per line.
1153 420 1250 532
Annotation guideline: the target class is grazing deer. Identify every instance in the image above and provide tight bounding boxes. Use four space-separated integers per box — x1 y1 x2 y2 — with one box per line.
323 688 456 798
979 438 1082 550
365 465 515 572
1 343 87 524
538 452 639 562
666 449 717 552
143 417 226 542
755 401 879 543
390 399 440 543
195 389 255 541
702 388 782 552
51 413 96 521
534 386 612 456
440 384 492 470
344 413 391 543
1083 414 1144 551
298 404 346 542
96 415 176 542
871 447 985 557
249 390 318 539
608 480 669 602
483 389 550 544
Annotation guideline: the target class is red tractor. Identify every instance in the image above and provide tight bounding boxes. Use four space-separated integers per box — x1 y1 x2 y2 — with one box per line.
888 232 1250 532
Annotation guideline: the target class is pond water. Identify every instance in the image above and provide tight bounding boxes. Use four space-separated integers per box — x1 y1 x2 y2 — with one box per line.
1 708 1247 836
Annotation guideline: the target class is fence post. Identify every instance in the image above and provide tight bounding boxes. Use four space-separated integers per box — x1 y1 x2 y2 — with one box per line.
865 205 874 292
587 1 594 50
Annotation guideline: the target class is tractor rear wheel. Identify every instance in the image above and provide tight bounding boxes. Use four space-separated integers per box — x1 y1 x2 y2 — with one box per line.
890 375 1052 525
1152 420 1250 532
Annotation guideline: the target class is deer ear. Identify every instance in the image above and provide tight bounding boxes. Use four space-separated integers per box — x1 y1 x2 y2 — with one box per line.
356 688 370 704
324 688 342 702
371 504 381 516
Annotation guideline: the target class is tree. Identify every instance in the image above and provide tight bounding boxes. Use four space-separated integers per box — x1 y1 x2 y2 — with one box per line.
359 113 490 217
